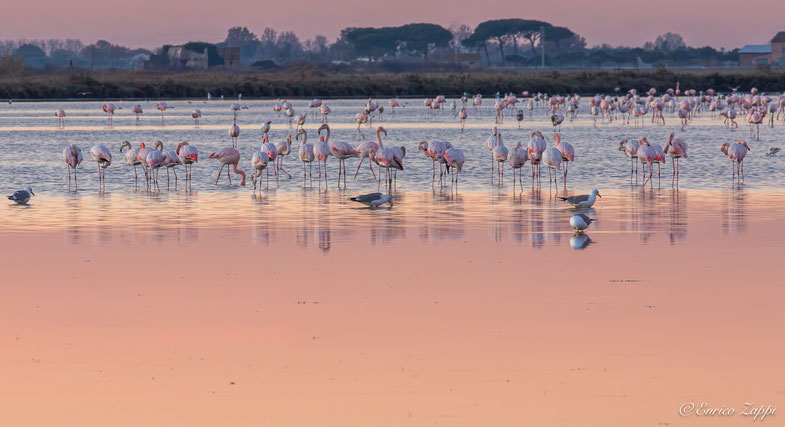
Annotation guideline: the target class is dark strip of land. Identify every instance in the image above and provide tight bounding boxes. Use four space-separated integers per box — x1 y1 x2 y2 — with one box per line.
2 67 784 100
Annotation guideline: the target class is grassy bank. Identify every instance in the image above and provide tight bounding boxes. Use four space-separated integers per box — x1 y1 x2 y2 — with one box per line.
2 67 784 99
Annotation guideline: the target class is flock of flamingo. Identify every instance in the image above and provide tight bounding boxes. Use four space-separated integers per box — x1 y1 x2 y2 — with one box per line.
38 84 782 199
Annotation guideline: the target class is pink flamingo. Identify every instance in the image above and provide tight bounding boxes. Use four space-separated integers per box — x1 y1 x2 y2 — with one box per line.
663 133 688 187
136 142 153 183
527 131 546 181
389 99 400 116
131 104 143 121
508 141 529 189
120 141 141 181
459 107 468 131
418 140 451 184
297 129 315 185
102 103 115 125
63 144 83 190
55 108 66 128
650 142 667 187
443 148 465 186
637 138 656 188
314 124 332 187
554 133 574 187
89 144 112 188
492 131 508 185
146 144 166 189
155 102 168 121
721 141 750 182
229 117 240 148
191 109 201 126
327 128 358 188
208 148 246 186
618 139 640 180
274 134 293 179
176 142 199 182
485 127 501 177
354 126 386 179
261 135 279 186
371 147 402 191
158 142 182 186
541 147 563 186
319 104 331 123
250 149 271 190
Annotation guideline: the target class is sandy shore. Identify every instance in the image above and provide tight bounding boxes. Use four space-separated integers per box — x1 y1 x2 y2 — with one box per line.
1 188 783 426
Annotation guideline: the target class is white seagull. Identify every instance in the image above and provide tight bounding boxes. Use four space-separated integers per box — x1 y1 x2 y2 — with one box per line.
350 193 393 208
559 189 601 208
569 214 594 232
8 186 34 204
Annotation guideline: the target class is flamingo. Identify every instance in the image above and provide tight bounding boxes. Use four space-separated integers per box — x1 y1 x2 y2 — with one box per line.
551 110 565 132
618 139 640 181
354 111 369 139
527 131 546 181
389 98 400 116
485 127 501 177
492 131 508 185
285 107 295 127
261 135 280 186
314 124 332 187
55 108 66 128
191 109 201 126
120 141 142 181
418 140 451 185
250 149 271 190
229 117 240 148
159 142 182 186
354 126 386 179
371 147 402 191
230 102 241 116
102 103 115 125
155 102 168 121
297 128 315 185
146 142 166 188
176 142 199 182
721 141 751 182
541 147 563 186
663 133 688 187
637 137 656 188
508 141 529 189
554 133 574 187
319 104 331 123
89 144 112 188
650 142 667 187
329 133 358 189
274 134 293 179
261 120 272 137
443 148 465 186
295 113 306 130
131 104 143 121
63 144 83 190
136 142 154 184
208 148 246 186
459 107 468 131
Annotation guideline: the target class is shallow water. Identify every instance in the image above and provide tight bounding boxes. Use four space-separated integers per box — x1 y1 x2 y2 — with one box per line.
1 98 784 197
2 99 784 427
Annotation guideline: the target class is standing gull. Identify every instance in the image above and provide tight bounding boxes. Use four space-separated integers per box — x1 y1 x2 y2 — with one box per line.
7 187 34 204
569 214 594 232
558 189 601 208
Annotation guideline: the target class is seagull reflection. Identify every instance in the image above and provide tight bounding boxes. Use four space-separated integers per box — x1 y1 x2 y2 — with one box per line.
570 233 592 250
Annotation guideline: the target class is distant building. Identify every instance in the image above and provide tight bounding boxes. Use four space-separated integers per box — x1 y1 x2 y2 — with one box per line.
739 32 785 67
217 47 241 67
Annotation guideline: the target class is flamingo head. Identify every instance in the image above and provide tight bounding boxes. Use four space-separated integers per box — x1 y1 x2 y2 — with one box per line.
154 141 163 151
618 140 627 151
377 127 387 136
418 141 428 151
296 128 305 140
720 143 730 155
139 142 146 149
318 123 329 134
120 141 131 153
638 137 649 146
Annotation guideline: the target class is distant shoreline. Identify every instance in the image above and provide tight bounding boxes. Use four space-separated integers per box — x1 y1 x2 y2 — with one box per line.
2 68 784 100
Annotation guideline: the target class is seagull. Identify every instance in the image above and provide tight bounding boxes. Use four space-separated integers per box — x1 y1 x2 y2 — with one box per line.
350 193 393 208
8 186 34 204
569 214 593 232
559 189 601 208
766 147 781 156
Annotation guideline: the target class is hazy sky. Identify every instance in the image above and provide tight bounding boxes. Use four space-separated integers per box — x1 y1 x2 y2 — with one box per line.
2 0 782 49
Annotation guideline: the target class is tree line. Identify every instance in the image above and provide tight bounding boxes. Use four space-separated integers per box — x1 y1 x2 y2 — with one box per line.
0 20 741 76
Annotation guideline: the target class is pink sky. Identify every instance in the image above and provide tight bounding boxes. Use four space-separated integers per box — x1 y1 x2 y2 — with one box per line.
2 0 782 50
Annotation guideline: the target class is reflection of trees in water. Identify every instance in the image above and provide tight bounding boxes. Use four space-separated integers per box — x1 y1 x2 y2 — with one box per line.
721 189 746 234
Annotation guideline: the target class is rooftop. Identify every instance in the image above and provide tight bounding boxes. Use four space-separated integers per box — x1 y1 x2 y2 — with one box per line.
771 32 785 43
739 44 772 54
